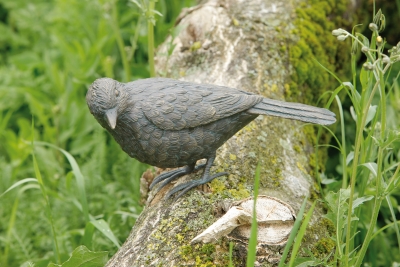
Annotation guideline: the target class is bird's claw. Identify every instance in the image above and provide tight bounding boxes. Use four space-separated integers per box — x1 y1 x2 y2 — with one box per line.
165 172 228 200
149 163 207 194
149 168 184 190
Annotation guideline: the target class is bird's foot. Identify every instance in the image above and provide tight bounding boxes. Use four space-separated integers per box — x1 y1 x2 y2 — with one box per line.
165 171 228 200
149 163 206 193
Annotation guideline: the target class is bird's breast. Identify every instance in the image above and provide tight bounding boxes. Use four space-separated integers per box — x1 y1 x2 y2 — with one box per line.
109 112 257 168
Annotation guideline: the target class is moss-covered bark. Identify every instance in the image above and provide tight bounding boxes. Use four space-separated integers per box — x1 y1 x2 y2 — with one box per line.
105 0 357 266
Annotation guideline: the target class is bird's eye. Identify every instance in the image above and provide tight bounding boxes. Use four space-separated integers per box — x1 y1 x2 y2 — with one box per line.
115 90 119 96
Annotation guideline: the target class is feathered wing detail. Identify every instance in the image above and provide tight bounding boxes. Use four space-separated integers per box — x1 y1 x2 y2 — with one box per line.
131 78 335 129
138 78 263 130
247 98 336 125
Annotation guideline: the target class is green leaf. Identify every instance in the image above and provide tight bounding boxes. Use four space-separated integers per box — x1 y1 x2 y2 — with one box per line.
346 151 354 166
359 68 369 93
365 105 377 127
360 162 378 178
47 246 108 267
0 178 38 198
350 106 357 122
151 9 163 17
356 33 370 49
321 177 337 185
292 258 321 267
373 9 385 32
343 82 361 106
89 219 120 248
352 195 374 212
380 130 400 149
82 222 95 250
130 0 143 10
324 188 352 258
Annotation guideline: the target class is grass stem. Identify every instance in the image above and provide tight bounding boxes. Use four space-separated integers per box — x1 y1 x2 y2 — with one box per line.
147 1 156 77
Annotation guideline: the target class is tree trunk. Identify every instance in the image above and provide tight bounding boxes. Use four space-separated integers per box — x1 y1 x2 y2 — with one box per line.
106 0 356 266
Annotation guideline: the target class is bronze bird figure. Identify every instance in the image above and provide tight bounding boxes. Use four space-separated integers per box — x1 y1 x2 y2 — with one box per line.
86 78 336 199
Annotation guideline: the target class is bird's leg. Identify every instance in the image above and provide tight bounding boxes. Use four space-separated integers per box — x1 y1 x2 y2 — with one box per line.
165 153 228 200
149 163 206 193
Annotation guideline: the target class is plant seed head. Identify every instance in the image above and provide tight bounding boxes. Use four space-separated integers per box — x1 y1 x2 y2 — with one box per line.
369 23 378 32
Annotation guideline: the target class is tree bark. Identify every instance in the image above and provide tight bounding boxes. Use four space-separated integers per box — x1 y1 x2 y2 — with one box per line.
106 0 356 266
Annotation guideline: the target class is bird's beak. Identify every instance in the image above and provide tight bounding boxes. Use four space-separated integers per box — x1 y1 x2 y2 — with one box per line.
105 107 118 129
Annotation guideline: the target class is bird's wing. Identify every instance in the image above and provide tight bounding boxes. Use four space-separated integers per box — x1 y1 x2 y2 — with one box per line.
137 78 262 130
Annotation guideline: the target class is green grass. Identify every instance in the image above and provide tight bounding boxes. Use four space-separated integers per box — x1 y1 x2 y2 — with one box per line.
0 0 196 266
312 10 400 266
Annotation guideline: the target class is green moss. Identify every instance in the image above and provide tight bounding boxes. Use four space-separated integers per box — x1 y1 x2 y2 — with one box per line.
312 237 335 257
229 153 237 161
210 178 225 190
201 244 216 257
179 245 193 261
300 125 328 176
179 243 226 266
195 256 215 267
176 233 184 242
141 195 223 264
228 183 250 199
270 84 279 93
320 218 336 236
301 216 337 261
288 0 351 104
284 83 292 98
293 145 302 153
309 184 320 201
210 175 250 199
296 161 307 173
190 41 202 51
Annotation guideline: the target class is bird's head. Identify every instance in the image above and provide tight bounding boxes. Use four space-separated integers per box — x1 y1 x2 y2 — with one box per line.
86 78 127 130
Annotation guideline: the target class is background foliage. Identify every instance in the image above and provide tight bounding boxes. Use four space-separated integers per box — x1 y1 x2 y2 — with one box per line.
0 0 399 267
0 0 195 266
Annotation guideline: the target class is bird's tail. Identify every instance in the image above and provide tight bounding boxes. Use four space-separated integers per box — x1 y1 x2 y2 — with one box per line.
247 98 336 125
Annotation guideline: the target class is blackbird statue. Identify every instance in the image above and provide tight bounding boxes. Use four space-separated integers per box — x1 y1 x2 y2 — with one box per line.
86 78 336 199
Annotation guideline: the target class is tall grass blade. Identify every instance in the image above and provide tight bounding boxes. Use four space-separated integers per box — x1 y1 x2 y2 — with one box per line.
246 163 260 267
3 184 39 265
288 201 316 267
229 242 234 267
32 148 61 263
147 0 156 77
89 218 121 248
111 1 131 81
0 178 38 198
278 196 308 267
385 196 400 253
334 95 348 188
34 141 90 222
